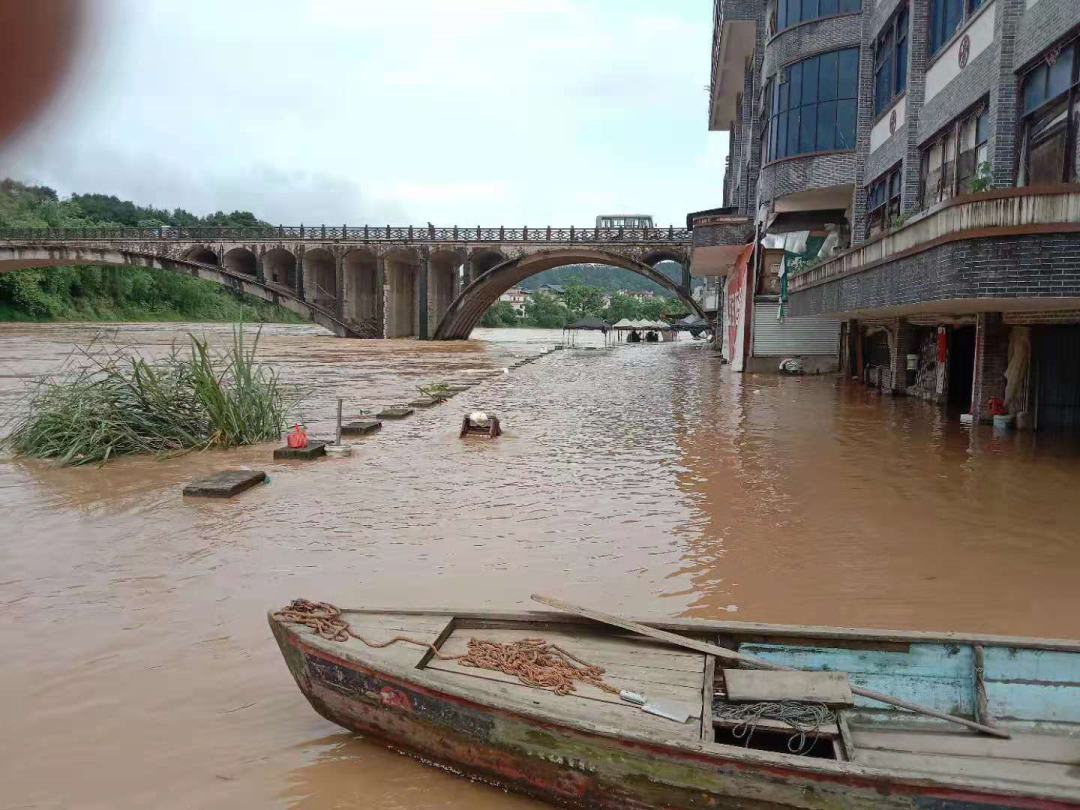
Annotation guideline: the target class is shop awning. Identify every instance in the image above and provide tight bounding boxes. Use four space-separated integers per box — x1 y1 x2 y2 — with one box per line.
766 209 848 234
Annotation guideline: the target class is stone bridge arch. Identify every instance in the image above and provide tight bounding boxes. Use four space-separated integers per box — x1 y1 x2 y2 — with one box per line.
0 243 359 337
433 247 703 340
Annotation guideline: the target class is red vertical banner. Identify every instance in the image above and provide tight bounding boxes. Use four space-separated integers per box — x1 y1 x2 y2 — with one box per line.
724 244 754 371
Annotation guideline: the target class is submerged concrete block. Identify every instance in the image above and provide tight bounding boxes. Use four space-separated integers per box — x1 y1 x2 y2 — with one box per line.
183 469 267 498
273 441 327 460
376 407 414 420
408 397 439 408
341 419 382 435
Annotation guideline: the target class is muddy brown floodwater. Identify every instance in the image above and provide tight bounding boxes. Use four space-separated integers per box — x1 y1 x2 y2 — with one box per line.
2 321 1079 809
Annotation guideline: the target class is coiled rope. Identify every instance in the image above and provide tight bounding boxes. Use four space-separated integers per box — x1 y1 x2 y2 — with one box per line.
274 599 618 696
713 699 835 754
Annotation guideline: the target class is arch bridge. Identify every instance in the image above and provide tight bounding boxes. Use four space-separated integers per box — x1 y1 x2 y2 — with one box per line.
0 225 697 339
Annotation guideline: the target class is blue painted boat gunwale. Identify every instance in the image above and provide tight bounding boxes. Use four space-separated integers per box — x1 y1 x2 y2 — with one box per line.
734 641 1080 730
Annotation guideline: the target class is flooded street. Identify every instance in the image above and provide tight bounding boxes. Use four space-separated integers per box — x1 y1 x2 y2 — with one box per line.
2 322 1079 810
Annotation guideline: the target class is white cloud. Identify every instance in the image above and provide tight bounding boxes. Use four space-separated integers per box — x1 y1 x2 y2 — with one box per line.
0 0 722 226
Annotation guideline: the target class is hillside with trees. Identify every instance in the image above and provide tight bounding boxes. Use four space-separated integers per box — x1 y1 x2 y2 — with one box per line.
519 261 699 295
0 179 302 323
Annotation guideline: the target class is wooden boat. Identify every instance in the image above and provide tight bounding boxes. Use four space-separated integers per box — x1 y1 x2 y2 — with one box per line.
269 603 1080 809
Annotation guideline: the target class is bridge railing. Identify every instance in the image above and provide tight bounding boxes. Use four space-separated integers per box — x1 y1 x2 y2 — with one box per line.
0 225 692 243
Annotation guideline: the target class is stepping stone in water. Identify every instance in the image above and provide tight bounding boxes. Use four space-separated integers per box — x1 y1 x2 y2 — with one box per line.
273 441 327 460
183 469 267 498
377 407 414 419
341 419 382 435
408 397 439 408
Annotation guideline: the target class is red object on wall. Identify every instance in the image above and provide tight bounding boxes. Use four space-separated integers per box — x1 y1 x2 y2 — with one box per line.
937 327 947 364
987 397 1008 416
724 244 755 372
287 423 308 448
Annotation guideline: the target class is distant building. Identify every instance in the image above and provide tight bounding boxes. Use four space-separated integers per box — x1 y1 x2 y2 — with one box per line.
535 284 565 295
595 214 654 229
499 287 530 313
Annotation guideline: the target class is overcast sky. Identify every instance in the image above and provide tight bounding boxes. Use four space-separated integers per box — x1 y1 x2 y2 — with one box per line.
2 0 729 227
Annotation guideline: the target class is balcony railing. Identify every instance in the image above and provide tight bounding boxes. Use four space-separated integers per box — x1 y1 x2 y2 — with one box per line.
0 225 692 243
789 186 1080 293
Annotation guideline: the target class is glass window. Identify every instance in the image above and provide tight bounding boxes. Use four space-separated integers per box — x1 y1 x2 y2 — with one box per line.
875 29 893 116
875 4 908 116
836 99 857 149
838 49 859 99
929 0 963 57
895 8 909 96
1024 66 1047 113
777 0 859 33
1020 43 1080 187
818 51 838 101
1023 45 1079 114
1048 46 1075 98
767 47 859 161
867 165 903 238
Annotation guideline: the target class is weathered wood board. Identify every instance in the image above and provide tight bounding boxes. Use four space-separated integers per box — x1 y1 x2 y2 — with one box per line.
341 420 382 435
183 469 266 497
722 669 854 707
274 441 327 460
377 407 414 419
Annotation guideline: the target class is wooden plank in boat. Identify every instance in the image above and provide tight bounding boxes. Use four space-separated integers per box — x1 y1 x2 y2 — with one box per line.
850 728 1080 765
423 662 704 742
701 656 716 743
439 628 705 673
855 748 1080 789
425 657 703 708
723 670 854 707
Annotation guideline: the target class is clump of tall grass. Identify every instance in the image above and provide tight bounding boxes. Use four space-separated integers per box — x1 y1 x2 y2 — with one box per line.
2 326 302 465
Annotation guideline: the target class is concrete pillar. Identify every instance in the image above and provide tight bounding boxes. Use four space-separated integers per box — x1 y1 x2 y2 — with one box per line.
889 319 918 393
987 0 1023 188
971 313 1009 421
417 253 430 340
375 255 387 338
851 10 878 244
255 255 265 285
841 320 857 378
296 248 306 302
334 253 345 319
901 0 930 214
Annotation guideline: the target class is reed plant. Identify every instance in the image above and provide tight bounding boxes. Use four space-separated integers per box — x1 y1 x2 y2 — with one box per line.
2 326 301 465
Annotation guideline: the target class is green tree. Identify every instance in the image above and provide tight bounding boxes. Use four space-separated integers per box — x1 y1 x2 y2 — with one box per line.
640 297 676 322
604 292 642 323
562 280 607 319
521 291 569 328
480 300 520 327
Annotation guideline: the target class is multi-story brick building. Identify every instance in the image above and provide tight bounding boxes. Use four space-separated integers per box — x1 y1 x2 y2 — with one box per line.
697 0 1080 432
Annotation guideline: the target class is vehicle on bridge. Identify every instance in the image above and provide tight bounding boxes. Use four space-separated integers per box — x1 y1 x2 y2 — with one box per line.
595 214 654 229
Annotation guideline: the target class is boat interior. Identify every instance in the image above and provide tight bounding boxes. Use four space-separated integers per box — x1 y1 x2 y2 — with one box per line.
293 609 1080 793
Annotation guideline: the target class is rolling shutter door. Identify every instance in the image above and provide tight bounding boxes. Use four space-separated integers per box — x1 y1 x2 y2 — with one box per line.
751 299 840 356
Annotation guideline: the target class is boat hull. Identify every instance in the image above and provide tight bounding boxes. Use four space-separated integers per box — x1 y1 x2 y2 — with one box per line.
272 620 1076 810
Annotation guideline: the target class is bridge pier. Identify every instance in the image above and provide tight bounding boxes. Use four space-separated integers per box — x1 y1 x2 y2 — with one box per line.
334 253 345 319
375 255 385 339
384 251 419 338
417 252 429 340
343 249 379 336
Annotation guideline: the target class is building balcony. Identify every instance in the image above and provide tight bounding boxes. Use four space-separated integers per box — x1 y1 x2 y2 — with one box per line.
787 186 1080 318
